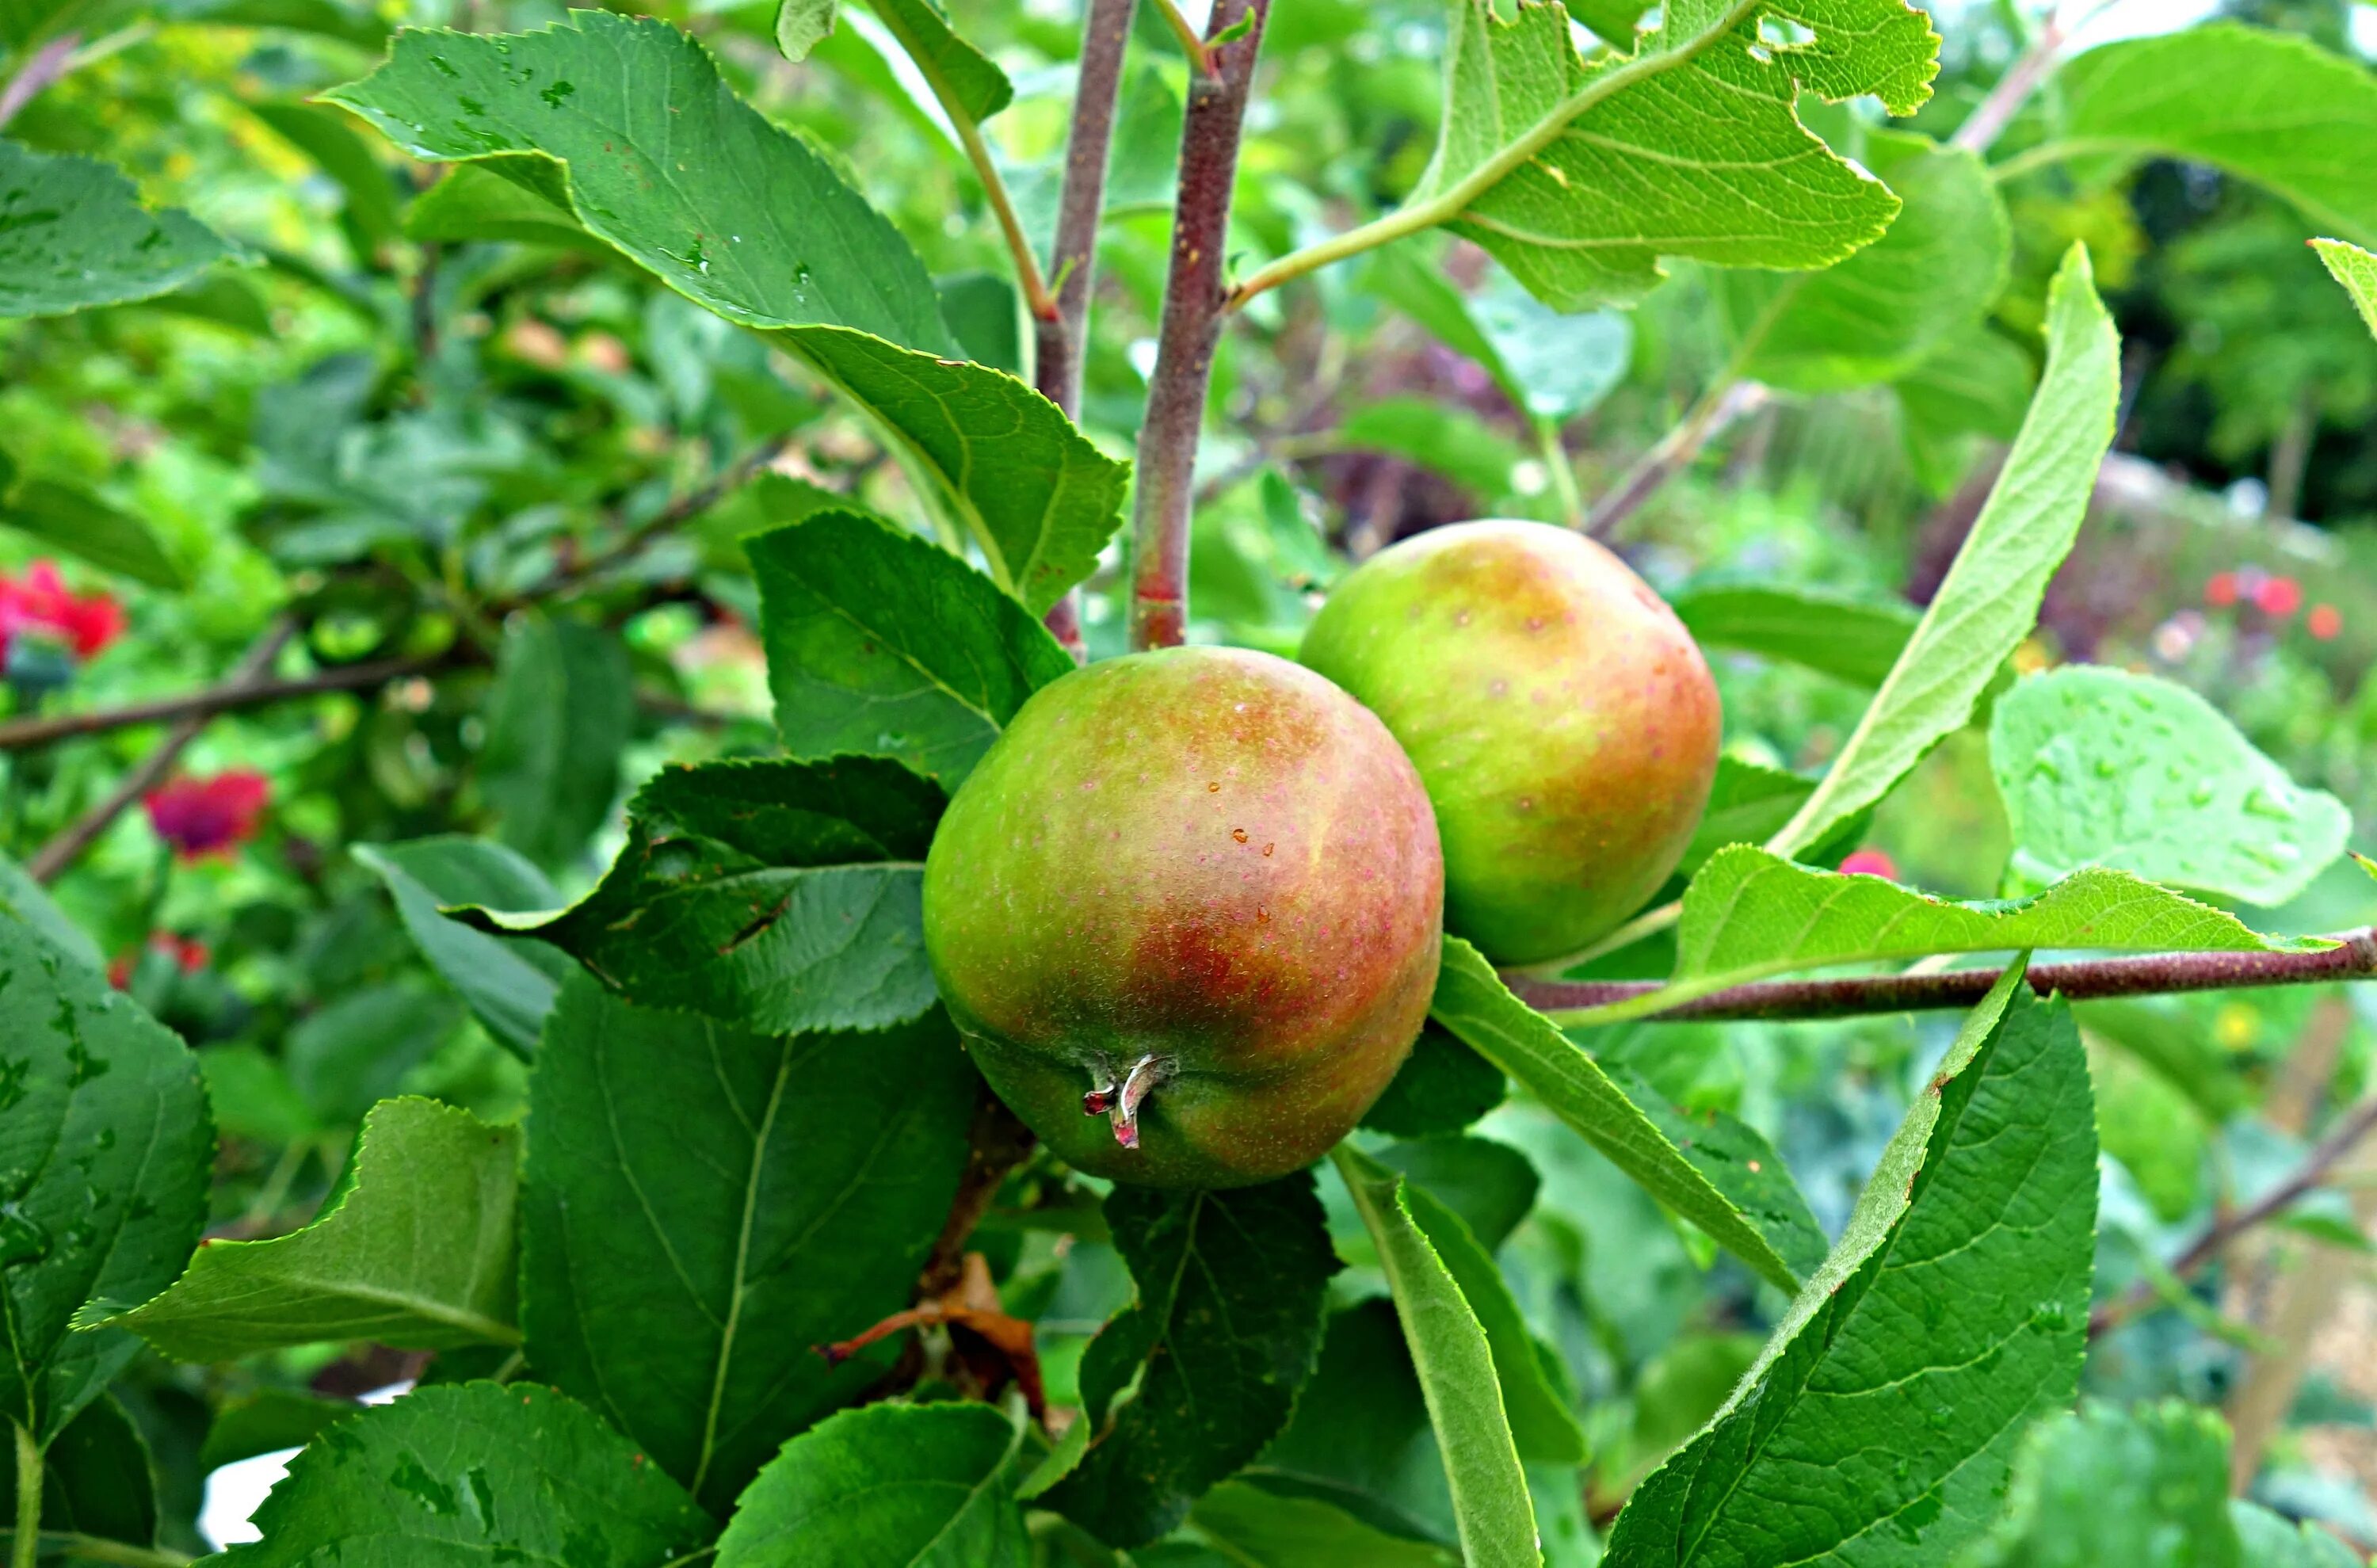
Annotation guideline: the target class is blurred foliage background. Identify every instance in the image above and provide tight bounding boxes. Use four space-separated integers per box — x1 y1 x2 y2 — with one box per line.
5 0 2377 1551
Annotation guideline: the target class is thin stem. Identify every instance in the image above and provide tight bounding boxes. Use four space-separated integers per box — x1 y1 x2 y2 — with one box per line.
0 30 82 130
26 620 299 883
1986 138 2106 184
2089 1089 2377 1338
0 650 441 756
917 1085 1037 1299
535 434 792 598
1951 0 2116 156
1147 0 1216 75
1224 0 1762 311
11 1422 38 1568
1534 415 1585 529
1584 380 1768 538
1034 0 1135 660
1127 0 1272 650
1509 925 2377 1024
872 6 1058 322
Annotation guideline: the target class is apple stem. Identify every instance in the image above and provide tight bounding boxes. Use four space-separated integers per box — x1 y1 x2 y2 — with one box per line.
1109 1053 1173 1149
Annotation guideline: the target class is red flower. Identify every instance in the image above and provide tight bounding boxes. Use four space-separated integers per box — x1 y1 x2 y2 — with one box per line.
2254 575 2303 618
2308 604 2344 641
143 770 271 860
2203 572 2239 609
1839 848 1899 880
108 933 208 987
2 562 126 658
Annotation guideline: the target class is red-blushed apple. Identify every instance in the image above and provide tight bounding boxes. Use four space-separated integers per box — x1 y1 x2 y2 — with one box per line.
1300 520 1720 966
922 646 1443 1188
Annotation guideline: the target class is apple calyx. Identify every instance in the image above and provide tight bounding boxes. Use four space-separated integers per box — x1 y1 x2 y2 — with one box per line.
1083 1053 1174 1149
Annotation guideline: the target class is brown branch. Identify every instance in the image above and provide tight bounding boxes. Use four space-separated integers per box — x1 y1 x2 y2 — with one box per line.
0 650 446 753
1584 380 1768 538
536 435 792 598
1126 0 1271 650
1510 928 2377 1023
917 1084 1038 1301
1950 8 2070 156
2089 1090 2377 1339
1035 0 1134 422
26 620 297 883
0 31 81 130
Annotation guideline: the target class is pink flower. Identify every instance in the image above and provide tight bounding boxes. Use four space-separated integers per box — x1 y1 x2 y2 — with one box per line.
1839 848 1899 880
2307 604 2343 641
2253 575 2303 618
3 562 126 658
143 770 271 861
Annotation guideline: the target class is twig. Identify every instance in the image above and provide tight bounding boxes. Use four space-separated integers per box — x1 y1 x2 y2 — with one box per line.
2089 1089 2377 1339
1127 0 1272 650
918 1085 1037 1299
536 435 792 597
1036 0 1134 421
0 31 81 130
1147 0 1216 76
26 620 299 883
1951 0 2117 156
871 6 1058 322
1511 926 2377 1024
1034 0 1135 659
0 647 438 754
1585 380 1769 538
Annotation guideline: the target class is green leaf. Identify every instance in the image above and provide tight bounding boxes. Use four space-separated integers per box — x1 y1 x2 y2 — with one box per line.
1360 1025 1508 1140
1333 397 1528 500
774 0 837 60
1606 1065 1829 1281
2051 25 2377 247
1604 975 2097 1566
1365 244 1631 422
1719 129 2009 393
1332 1146 1538 1568
0 850 101 975
250 101 405 258
0 1394 155 1547
93 1097 519 1361
1374 1135 1539 1253
404 162 613 252
216 1383 716 1566
480 611 632 872
1045 1176 1340 1548
715 1402 1028 1566
1246 1299 1459 1546
1989 666 2352 905
750 513 1074 784
2229 1501 2363 1568
1568 845 2329 1026
937 269 1021 375
521 977 975 1512
1958 1402 2238 1568
328 17 1127 612
0 140 237 319
0 914 212 1444
1383 1150 1588 1467
1429 937 1802 1295
283 979 461 1123
475 756 944 1037
864 0 1013 124
1768 244 2118 858
2313 237 2377 338
1669 582 1920 689
324 13 954 353
1894 322 2036 490
355 837 572 1059
1678 758 1814 876
1187 1482 1459 1567
784 331 1127 614
1402 0 1938 311
199 1388 357 1470
0 479 186 589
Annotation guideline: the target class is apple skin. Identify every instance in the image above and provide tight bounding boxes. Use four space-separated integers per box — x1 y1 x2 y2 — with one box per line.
922 646 1443 1188
1299 520 1720 966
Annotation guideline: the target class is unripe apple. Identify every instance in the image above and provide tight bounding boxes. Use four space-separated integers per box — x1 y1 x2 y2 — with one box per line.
1299 521 1720 966
922 647 1444 1188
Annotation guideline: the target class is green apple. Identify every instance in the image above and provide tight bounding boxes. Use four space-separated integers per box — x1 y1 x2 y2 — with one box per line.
922 646 1444 1188
1300 520 1720 965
